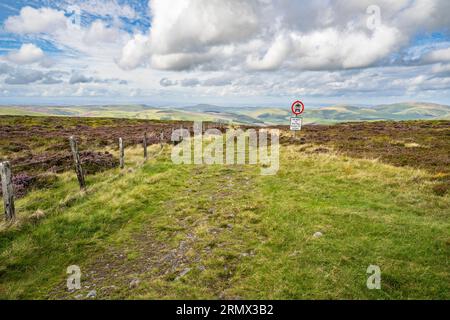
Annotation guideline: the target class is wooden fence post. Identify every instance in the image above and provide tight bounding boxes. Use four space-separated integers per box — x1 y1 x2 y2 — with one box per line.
69 136 86 190
0 161 16 221
119 138 124 169
176 125 184 145
160 132 164 148
143 133 148 160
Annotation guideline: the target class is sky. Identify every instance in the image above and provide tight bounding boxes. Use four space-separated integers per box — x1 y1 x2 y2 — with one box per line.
0 0 450 107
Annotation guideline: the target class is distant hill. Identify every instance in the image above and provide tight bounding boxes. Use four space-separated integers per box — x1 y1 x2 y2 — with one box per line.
302 102 450 124
1 102 449 125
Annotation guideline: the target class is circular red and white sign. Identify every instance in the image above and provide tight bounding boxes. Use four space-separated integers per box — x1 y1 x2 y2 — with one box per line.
291 100 304 115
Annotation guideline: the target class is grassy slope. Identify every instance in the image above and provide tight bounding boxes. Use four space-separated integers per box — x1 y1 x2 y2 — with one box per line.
2 103 449 125
0 140 449 299
0 107 48 117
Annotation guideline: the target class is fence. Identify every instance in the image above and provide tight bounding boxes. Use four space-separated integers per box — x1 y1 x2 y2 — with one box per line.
1 131 166 221
0 121 232 221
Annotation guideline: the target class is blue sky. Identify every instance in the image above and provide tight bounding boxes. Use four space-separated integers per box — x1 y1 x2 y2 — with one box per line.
0 0 450 106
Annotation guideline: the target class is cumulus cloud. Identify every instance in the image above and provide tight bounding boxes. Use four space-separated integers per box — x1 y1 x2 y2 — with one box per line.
4 6 67 34
0 63 13 74
115 0 450 73
2 1 450 102
117 34 150 70
160 77 177 87
159 76 233 87
4 69 44 85
180 78 200 87
83 20 121 45
202 76 233 86
69 72 128 85
148 0 261 54
118 0 261 70
69 73 94 84
6 44 45 64
424 47 450 63
430 63 450 78
41 74 64 84
291 25 400 70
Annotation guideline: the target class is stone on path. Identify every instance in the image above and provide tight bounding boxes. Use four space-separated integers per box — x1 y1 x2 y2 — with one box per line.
313 231 323 238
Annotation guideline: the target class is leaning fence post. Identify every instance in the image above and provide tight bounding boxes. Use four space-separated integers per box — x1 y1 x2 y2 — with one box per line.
119 138 124 169
0 161 16 221
69 136 86 190
176 125 184 145
143 133 148 160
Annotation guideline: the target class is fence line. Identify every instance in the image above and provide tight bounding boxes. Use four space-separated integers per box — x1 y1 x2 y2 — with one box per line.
0 125 220 221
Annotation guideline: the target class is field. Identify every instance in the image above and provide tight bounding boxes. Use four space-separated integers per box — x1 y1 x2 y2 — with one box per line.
1 102 449 126
0 116 449 299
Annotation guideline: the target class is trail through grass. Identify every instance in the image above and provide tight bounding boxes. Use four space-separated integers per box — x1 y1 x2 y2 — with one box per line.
0 142 448 299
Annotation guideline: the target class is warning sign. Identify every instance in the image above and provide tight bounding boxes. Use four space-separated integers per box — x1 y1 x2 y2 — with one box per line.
291 100 304 116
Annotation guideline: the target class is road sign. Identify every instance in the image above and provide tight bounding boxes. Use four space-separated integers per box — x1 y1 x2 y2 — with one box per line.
290 117 302 131
291 100 304 115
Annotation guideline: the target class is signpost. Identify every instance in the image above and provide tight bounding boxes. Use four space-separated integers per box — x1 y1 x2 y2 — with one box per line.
290 100 304 138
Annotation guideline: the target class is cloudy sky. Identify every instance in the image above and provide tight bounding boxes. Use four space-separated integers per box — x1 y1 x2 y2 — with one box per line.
0 0 450 106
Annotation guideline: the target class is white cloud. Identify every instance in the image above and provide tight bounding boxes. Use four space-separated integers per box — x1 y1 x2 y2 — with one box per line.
293 25 400 70
69 73 94 84
4 69 44 85
4 6 67 34
83 20 121 44
6 43 45 64
117 0 433 72
247 34 292 71
148 0 261 54
118 0 262 70
72 0 138 19
117 34 150 70
160 78 177 87
180 78 200 87
424 47 450 63
3 1 450 103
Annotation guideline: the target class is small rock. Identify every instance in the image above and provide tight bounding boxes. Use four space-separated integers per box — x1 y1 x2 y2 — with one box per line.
197 265 206 272
129 279 140 288
86 290 97 298
313 231 323 238
175 268 191 280
180 268 191 276
75 294 84 300
30 209 45 223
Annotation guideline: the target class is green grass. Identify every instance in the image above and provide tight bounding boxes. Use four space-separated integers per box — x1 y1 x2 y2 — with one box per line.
0 107 48 117
0 141 448 299
228 146 449 299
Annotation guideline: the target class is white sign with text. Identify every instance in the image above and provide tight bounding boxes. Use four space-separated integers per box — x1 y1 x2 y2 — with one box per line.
290 117 302 131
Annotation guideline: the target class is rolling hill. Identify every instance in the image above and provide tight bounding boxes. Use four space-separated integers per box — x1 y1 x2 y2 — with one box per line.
0 102 449 125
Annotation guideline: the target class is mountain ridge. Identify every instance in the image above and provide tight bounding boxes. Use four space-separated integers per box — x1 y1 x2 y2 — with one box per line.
1 102 449 125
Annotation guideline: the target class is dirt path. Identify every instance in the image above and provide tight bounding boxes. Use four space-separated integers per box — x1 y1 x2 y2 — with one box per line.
51 162 265 299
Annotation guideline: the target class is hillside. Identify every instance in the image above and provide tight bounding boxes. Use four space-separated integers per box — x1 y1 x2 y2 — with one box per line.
1 102 449 125
0 117 449 299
